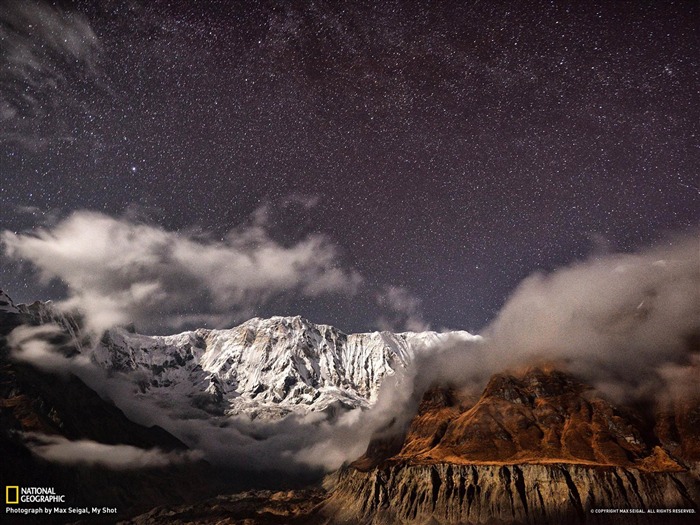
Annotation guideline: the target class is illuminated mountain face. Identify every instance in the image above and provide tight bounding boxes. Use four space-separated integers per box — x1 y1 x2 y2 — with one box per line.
93 316 478 419
324 367 700 525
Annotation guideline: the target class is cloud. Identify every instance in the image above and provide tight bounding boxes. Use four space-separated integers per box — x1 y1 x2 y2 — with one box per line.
375 285 429 332
1 210 362 334
657 353 700 403
7 324 75 372
0 0 103 148
103 374 420 473
292 373 419 469
369 231 700 436
6 225 697 475
484 232 700 398
24 432 202 470
7 322 98 371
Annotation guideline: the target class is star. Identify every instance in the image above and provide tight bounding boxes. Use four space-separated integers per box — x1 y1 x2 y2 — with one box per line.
0 0 696 333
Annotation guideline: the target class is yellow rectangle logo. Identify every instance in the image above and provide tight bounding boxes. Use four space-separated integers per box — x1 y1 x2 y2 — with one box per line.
6 486 19 504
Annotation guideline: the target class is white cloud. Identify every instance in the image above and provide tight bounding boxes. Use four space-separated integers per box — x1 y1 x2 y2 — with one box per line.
375 232 700 433
2 210 362 333
24 433 202 470
7 324 72 371
7 323 100 375
375 285 429 332
484 232 700 393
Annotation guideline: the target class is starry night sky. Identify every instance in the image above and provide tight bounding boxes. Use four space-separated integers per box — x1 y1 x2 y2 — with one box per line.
1 0 698 334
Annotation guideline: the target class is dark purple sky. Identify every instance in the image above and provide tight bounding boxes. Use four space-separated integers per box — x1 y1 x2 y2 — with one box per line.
1 0 697 334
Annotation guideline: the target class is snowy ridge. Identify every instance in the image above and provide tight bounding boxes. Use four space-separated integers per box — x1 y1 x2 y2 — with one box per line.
92 316 479 419
15 299 89 352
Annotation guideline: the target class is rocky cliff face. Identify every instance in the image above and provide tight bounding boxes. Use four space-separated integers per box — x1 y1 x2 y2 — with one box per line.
388 368 687 469
323 368 700 524
325 463 698 524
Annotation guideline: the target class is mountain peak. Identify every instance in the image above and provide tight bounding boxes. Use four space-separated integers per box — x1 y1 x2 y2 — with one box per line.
356 367 692 472
329 366 700 525
93 316 459 420
482 366 586 403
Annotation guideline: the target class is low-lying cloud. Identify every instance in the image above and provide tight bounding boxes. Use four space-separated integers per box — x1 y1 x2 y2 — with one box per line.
292 232 700 468
485 232 699 399
373 232 700 426
2 210 362 334
7 324 78 372
24 432 202 470
5 229 698 474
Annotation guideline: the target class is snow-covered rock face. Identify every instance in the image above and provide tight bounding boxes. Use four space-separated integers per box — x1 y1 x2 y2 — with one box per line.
92 316 479 420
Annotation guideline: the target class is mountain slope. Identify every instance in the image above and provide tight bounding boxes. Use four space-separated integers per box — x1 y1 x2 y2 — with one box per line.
390 368 681 469
0 294 214 523
0 289 19 314
324 368 700 524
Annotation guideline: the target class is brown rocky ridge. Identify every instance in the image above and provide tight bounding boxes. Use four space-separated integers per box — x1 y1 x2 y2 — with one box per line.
323 367 700 524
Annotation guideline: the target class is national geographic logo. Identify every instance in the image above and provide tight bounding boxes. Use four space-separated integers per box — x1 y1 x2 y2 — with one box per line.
5 486 18 505
5 486 65 504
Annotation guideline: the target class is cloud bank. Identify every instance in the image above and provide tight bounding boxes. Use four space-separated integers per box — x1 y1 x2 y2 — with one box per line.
485 232 699 397
2 210 362 333
24 432 202 470
375 285 429 332
5 227 698 474
7 324 78 372
381 232 700 423
293 232 700 469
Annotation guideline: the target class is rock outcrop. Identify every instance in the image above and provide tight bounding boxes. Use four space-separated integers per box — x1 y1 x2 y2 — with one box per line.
323 368 700 524
325 462 698 524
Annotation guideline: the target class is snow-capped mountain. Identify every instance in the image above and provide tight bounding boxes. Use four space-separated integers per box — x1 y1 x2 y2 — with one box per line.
92 316 479 419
